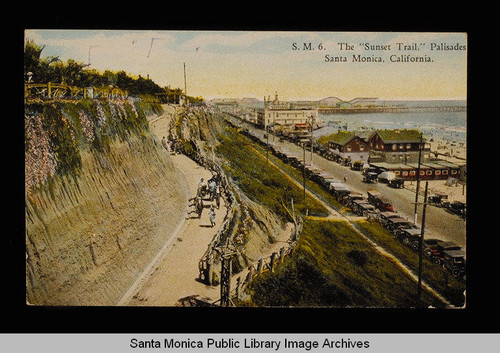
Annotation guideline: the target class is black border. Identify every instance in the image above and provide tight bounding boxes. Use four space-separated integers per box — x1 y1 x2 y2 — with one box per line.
10 9 489 335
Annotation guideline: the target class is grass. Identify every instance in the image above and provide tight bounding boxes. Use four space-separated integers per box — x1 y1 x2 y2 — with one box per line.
216 124 328 222
354 220 466 307
245 219 442 308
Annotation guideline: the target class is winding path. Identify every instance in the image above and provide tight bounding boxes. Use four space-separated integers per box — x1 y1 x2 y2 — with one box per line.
117 107 225 306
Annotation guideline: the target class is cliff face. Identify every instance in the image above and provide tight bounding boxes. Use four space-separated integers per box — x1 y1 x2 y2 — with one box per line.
25 99 188 305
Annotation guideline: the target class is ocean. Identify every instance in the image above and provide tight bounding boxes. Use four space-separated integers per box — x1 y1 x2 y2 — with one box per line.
315 110 467 144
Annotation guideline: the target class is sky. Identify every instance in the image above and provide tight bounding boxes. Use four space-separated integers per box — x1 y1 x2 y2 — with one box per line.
25 30 467 101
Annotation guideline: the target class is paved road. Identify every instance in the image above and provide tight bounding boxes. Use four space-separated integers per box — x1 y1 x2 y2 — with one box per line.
228 115 466 249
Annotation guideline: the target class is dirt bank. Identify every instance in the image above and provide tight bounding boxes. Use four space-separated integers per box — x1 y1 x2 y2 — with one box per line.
26 112 189 305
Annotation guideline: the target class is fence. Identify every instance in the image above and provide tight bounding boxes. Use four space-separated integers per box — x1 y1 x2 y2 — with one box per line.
173 107 307 306
25 82 128 99
228 215 303 305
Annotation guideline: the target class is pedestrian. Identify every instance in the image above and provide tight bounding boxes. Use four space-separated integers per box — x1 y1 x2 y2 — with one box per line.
161 136 169 152
197 178 206 197
215 184 221 209
196 197 203 219
209 206 216 227
344 174 347 182
208 179 217 201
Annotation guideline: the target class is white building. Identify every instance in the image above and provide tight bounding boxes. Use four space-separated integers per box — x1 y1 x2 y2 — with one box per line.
257 93 319 129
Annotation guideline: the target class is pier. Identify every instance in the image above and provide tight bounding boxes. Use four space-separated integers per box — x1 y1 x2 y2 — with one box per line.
318 105 466 114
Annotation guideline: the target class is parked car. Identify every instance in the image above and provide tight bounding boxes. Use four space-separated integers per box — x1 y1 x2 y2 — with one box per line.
363 166 380 176
351 160 364 171
351 199 377 216
398 228 422 250
428 241 462 265
443 249 466 280
377 171 396 183
367 190 394 212
388 177 404 188
428 193 448 207
328 183 351 201
363 172 378 183
385 217 417 234
377 211 401 227
444 201 466 219
423 238 441 257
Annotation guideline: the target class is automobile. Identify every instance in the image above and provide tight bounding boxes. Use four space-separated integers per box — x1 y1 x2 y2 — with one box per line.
444 201 466 218
443 249 466 279
377 211 401 227
322 177 339 190
428 241 462 265
363 172 378 183
385 217 417 234
398 228 423 249
388 177 404 189
367 190 395 212
328 183 351 201
377 171 396 183
428 193 448 206
423 238 441 257
351 160 364 171
345 192 365 208
363 166 380 176
351 200 377 216
316 172 333 186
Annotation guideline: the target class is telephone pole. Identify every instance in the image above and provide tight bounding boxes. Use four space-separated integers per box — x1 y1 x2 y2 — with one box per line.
183 62 187 96
303 142 306 202
413 132 424 225
417 181 429 307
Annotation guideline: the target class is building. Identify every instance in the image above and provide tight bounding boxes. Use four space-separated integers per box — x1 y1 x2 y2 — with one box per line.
366 129 462 181
319 130 371 164
257 92 319 130
367 129 430 164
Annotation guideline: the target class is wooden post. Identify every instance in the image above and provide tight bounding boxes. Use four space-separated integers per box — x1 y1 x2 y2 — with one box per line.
235 277 241 299
246 266 255 284
207 257 213 285
220 255 231 307
270 252 277 272
257 258 263 273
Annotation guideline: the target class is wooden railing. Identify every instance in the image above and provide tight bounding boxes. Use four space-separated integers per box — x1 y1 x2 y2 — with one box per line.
25 82 128 99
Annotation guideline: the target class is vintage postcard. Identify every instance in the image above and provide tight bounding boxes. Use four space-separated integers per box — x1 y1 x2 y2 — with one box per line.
24 30 467 309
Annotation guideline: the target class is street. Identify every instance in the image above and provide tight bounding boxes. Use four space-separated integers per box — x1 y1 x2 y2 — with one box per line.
228 115 466 249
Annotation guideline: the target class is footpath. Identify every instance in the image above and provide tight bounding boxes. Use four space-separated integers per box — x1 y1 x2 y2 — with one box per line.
118 107 224 306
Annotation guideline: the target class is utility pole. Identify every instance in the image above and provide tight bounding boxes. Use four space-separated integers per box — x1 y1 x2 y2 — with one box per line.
303 142 306 202
183 62 187 96
266 126 269 163
417 181 429 307
413 132 424 225
309 116 313 164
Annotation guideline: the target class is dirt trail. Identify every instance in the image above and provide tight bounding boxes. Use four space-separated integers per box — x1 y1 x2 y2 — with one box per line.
119 107 225 306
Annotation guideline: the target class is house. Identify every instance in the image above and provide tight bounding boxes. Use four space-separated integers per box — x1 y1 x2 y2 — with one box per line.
319 130 370 164
367 129 431 164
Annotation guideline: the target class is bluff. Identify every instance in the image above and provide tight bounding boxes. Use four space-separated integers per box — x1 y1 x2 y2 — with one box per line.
25 98 188 305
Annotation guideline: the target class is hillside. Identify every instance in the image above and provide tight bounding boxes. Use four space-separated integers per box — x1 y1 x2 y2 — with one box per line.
25 98 188 305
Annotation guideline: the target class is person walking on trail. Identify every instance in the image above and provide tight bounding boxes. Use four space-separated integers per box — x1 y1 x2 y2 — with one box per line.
208 179 217 201
209 206 216 227
161 136 170 152
197 178 206 198
196 197 203 219
344 173 347 182
215 184 221 209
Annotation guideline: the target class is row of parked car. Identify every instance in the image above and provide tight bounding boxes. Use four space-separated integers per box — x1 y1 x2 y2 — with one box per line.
241 127 466 282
